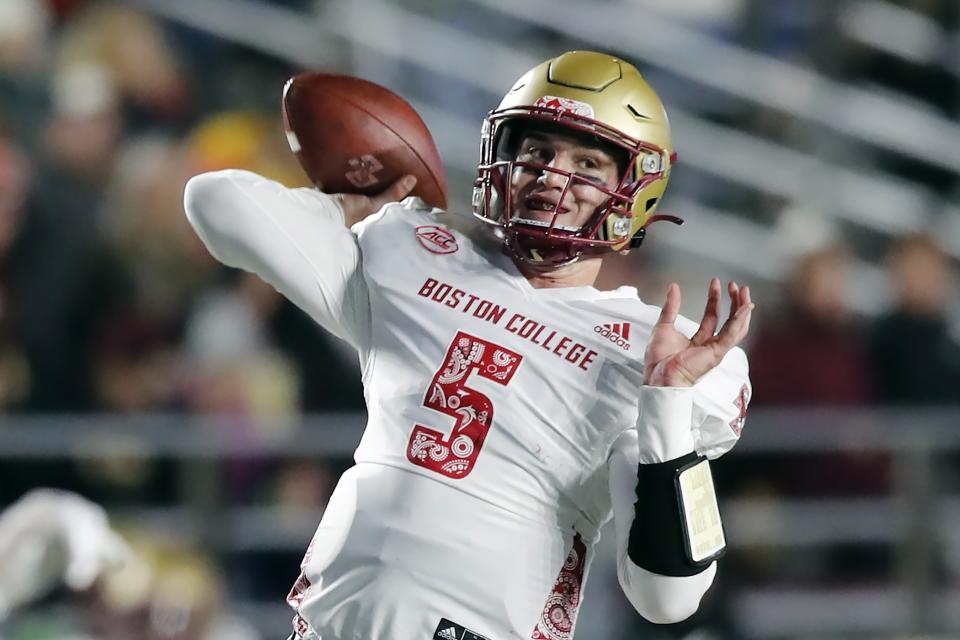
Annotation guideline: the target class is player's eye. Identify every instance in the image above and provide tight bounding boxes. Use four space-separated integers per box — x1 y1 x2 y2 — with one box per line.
571 153 616 186
524 146 548 161
578 157 600 170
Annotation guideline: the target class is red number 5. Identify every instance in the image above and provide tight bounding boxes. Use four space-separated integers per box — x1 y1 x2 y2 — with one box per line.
406 331 522 479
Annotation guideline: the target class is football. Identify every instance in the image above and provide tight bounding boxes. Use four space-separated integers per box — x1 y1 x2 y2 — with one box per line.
282 72 448 209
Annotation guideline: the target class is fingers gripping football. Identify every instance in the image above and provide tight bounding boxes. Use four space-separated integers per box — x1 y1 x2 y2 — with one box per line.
334 174 418 227
643 278 754 387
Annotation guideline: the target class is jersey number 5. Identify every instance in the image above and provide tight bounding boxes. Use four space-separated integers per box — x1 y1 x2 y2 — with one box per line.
406 331 522 479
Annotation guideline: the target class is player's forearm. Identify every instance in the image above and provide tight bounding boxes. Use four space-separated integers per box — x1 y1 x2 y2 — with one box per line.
617 555 716 624
634 386 697 463
608 387 723 623
183 169 370 347
609 436 716 622
184 169 347 268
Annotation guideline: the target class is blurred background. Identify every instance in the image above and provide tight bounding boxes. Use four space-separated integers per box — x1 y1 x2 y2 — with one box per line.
0 0 958 638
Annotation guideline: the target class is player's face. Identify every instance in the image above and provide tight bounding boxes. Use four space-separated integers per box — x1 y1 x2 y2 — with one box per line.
509 130 620 230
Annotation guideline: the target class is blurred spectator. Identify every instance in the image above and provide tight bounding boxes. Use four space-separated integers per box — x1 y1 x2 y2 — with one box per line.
0 0 50 73
185 111 304 184
5 63 123 411
749 244 874 406
55 2 191 127
267 297 366 412
745 244 887 501
0 0 52 150
86 530 261 640
182 274 301 504
0 139 31 256
184 274 300 420
92 310 182 413
0 137 32 410
85 134 213 412
870 233 960 404
101 135 216 330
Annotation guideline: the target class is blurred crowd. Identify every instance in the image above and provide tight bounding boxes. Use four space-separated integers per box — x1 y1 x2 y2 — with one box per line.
0 1 352 637
0 1 954 413
0 0 364 417
0 0 959 639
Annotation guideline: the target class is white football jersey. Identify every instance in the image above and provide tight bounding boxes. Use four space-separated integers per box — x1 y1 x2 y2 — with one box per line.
184 170 750 640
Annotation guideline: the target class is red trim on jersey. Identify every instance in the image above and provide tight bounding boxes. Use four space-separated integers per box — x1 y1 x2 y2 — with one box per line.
531 533 588 640
730 383 750 436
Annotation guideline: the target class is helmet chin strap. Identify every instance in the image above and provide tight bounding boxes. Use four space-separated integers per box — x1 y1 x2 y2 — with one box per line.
508 232 584 267
647 214 684 227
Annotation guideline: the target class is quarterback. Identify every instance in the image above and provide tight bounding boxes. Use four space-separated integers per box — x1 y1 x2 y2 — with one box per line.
184 51 753 639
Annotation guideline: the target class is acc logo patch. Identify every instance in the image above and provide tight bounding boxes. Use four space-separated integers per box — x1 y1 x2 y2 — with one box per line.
416 225 458 254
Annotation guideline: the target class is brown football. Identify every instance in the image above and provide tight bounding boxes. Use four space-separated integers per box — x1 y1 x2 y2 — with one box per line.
282 72 448 209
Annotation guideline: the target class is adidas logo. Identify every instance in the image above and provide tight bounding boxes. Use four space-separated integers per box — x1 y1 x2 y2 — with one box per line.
438 626 459 640
434 617 487 640
594 322 631 351
606 323 630 339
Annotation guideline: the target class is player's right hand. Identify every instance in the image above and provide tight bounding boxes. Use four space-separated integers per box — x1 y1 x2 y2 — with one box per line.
333 174 418 227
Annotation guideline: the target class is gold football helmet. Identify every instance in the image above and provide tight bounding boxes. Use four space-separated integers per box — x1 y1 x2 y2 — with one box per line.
473 51 680 265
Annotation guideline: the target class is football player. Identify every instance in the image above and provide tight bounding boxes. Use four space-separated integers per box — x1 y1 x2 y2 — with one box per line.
0 489 129 620
184 51 753 640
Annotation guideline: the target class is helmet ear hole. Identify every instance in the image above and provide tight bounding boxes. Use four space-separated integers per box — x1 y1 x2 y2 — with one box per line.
645 197 658 211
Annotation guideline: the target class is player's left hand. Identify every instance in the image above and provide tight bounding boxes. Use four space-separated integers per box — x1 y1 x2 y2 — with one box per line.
643 278 753 387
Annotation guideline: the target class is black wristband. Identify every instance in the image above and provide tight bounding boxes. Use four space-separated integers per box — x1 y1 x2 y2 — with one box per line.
627 451 719 577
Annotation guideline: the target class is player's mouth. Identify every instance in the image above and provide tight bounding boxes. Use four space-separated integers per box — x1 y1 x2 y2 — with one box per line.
519 194 573 223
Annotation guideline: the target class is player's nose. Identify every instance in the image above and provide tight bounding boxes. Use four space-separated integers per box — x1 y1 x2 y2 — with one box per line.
536 164 569 190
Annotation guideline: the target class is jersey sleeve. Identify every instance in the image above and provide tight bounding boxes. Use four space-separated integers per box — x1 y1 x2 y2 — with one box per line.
689 345 751 459
670 310 752 459
183 169 370 350
606 427 717 624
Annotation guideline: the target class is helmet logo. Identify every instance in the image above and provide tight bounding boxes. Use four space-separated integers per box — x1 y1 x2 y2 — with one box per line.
416 225 459 255
534 95 594 119
345 154 383 188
